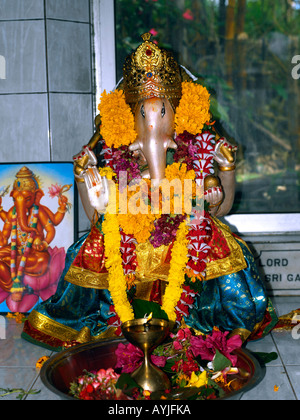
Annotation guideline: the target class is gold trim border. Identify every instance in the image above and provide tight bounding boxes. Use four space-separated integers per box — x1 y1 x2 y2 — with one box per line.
206 217 247 280
229 328 251 343
65 266 109 289
28 310 117 343
64 218 247 290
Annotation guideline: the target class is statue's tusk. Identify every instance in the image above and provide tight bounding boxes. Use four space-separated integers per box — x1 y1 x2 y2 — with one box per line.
167 139 178 150
129 140 142 152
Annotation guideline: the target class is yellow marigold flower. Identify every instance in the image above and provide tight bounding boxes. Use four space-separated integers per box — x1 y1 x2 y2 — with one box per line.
161 219 189 321
186 371 208 388
102 212 134 323
118 210 157 244
116 180 159 243
36 356 50 369
163 163 196 215
176 373 190 385
99 167 116 180
98 89 137 148
175 81 211 135
6 312 26 323
165 162 195 183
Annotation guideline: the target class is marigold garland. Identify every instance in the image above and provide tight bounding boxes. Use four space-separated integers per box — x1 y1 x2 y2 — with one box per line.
10 205 39 295
117 179 158 244
164 162 195 183
102 177 191 323
103 209 190 324
161 218 190 322
118 210 157 244
102 212 134 324
98 89 137 148
174 81 211 136
161 163 196 215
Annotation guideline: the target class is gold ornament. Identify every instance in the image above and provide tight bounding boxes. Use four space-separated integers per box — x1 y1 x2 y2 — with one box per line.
13 167 40 192
123 33 182 110
204 175 220 191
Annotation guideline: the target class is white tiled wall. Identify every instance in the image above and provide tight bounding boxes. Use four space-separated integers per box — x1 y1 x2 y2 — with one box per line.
0 0 94 235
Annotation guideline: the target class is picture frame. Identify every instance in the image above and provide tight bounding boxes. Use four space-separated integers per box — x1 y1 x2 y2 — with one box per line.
0 162 78 313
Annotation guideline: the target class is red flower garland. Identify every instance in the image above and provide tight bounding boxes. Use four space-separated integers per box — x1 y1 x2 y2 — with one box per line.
119 230 137 286
192 132 215 180
174 285 197 324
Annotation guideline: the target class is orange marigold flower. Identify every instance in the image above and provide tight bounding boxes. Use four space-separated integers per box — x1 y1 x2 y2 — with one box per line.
36 356 50 369
175 82 211 136
98 89 136 148
165 162 195 183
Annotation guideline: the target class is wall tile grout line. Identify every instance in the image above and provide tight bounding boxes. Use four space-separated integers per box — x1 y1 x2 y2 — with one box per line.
0 92 93 96
270 332 299 400
43 0 52 162
0 18 89 24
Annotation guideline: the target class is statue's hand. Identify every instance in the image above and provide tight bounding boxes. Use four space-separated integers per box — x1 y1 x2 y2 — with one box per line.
33 238 48 252
85 169 109 214
203 175 223 214
73 146 110 217
73 146 98 179
58 194 68 212
214 138 237 168
205 185 224 214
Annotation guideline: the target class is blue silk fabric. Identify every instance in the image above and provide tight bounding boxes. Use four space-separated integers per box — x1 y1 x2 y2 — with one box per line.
28 233 269 339
31 233 115 338
186 241 268 334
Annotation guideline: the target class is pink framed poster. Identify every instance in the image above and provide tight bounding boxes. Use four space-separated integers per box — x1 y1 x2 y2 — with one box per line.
0 162 77 313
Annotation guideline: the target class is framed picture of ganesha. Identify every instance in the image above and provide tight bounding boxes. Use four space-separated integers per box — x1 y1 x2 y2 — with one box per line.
0 162 77 313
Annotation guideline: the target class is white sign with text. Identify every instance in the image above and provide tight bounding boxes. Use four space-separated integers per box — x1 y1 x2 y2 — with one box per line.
252 242 300 295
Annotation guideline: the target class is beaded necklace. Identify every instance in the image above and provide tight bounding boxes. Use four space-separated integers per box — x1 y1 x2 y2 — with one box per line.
10 205 39 294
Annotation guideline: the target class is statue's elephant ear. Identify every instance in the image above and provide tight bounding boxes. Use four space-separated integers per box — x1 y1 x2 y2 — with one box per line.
35 188 44 205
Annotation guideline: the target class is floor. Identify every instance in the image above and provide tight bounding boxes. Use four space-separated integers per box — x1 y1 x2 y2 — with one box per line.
0 296 299 400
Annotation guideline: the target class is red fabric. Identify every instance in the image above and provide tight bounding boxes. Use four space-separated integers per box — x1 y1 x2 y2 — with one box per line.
72 226 107 273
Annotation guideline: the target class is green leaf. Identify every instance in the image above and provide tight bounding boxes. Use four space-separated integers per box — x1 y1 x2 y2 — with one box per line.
184 274 203 294
0 387 41 400
132 299 168 321
206 378 226 399
212 349 232 372
251 351 278 366
116 373 142 395
166 148 175 166
162 359 176 374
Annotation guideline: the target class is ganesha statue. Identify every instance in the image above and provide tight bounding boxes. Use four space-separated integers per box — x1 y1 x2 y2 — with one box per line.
0 166 68 312
22 33 278 351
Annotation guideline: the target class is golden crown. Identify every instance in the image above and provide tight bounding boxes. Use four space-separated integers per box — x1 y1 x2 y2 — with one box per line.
123 33 183 110
13 167 39 192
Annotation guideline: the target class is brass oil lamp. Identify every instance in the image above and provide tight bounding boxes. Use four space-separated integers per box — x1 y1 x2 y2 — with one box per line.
121 314 171 393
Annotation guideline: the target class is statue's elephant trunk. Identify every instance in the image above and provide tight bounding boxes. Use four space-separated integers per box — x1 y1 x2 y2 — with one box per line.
14 193 38 235
129 98 177 186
